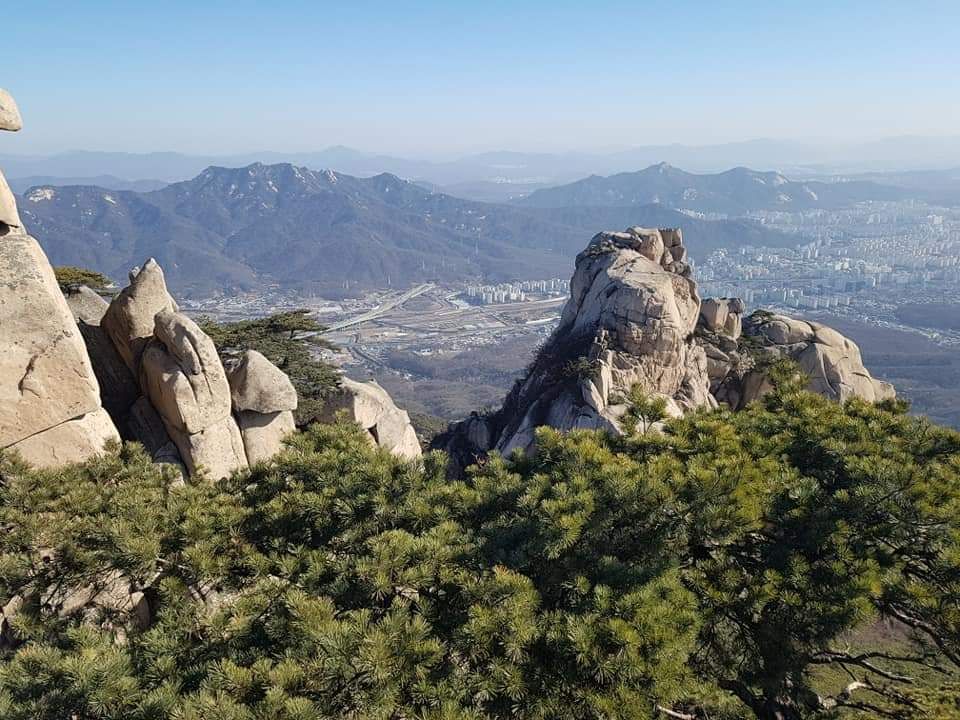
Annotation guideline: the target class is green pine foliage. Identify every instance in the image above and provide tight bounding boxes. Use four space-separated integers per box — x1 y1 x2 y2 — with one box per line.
1 362 958 719
53 266 116 295
198 311 341 425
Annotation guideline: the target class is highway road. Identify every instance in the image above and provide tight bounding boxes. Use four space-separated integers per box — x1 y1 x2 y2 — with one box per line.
321 283 435 333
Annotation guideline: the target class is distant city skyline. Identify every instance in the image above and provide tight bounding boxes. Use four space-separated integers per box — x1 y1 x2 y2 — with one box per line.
5 0 960 156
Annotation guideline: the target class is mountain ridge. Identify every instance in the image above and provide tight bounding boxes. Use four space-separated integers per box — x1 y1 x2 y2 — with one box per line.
516 162 907 214
20 162 798 296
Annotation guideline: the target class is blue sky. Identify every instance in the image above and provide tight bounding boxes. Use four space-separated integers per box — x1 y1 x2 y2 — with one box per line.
5 0 959 156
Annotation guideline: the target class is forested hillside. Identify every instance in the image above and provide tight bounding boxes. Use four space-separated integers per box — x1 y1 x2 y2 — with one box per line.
2 368 958 719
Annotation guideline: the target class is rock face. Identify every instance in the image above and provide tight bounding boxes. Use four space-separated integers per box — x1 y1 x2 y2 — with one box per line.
318 377 422 460
435 227 895 476
698 311 895 409
225 350 298 464
0 90 121 467
64 286 142 437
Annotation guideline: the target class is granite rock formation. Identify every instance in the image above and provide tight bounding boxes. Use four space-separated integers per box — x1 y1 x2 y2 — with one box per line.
436 227 714 471
225 350 298 464
435 227 895 475
0 88 121 468
697 310 895 409
318 377 422 460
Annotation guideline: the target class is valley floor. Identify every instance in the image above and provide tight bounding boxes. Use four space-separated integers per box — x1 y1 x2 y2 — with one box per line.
184 283 960 435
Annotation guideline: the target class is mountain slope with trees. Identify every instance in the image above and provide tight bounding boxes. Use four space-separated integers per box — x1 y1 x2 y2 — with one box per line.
18 163 796 296
2 368 958 719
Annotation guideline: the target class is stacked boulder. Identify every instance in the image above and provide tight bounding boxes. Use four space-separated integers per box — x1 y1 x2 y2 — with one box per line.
699 297 745 340
0 88 122 468
94 260 301 478
225 350 298 464
318 377 422 460
697 309 894 409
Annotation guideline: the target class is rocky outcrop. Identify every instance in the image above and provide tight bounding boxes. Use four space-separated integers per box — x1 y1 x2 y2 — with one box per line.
0 90 121 468
63 254 302 479
102 259 179 372
436 227 896 476
698 311 895 409
225 350 298 464
140 310 247 478
436 227 714 470
0 88 22 132
318 377 422 460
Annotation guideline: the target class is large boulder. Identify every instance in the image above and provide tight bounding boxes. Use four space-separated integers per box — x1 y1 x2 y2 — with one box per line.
141 311 233 434
0 231 120 462
101 259 179 372
224 350 298 464
226 350 297 414
318 377 421 460
140 310 246 479
0 88 22 132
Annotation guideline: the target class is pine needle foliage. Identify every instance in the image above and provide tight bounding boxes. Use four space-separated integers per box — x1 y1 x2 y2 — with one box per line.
53 266 115 295
1 363 958 719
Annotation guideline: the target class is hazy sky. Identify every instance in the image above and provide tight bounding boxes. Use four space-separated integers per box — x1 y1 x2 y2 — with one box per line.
5 0 959 157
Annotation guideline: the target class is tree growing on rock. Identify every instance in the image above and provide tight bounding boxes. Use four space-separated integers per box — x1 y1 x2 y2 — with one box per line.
199 310 340 426
53 265 116 295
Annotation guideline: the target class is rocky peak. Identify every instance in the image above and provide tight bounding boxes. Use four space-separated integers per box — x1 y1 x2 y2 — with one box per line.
436 226 897 476
435 227 715 472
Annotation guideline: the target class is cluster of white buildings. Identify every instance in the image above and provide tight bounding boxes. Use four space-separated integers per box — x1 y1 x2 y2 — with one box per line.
463 278 569 305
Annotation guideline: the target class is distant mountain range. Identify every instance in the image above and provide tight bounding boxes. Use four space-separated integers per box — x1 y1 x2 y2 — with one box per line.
19 163 797 296
7 175 168 194
5 135 960 198
516 163 907 215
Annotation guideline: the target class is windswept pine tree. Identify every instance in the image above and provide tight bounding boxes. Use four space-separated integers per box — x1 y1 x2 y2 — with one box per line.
1 363 958 719
199 311 341 426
